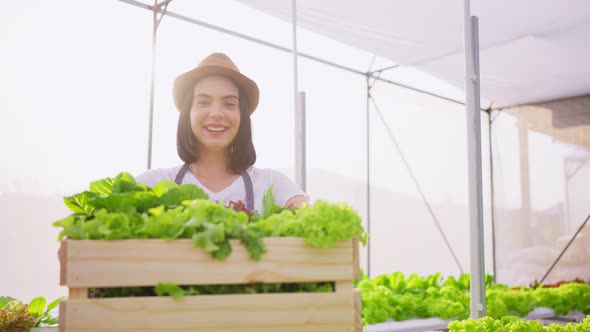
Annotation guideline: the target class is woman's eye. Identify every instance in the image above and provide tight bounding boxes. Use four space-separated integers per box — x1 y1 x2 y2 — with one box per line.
226 103 237 109
197 101 209 107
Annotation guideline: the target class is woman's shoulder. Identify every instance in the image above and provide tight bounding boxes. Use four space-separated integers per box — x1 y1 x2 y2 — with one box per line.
248 167 303 192
247 166 289 182
247 166 306 206
135 164 184 187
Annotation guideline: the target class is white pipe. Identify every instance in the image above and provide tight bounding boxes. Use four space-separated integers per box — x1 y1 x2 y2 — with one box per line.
292 0 299 94
292 0 306 190
464 0 486 319
295 92 306 191
147 2 158 169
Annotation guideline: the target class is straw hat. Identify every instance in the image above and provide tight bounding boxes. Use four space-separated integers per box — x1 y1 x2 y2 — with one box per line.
173 53 259 114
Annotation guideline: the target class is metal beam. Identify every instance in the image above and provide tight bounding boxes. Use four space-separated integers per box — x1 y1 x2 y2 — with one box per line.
117 0 477 109
368 64 400 75
370 75 472 107
539 213 590 284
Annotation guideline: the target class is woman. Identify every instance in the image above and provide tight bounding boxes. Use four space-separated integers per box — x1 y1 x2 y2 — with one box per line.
136 53 308 211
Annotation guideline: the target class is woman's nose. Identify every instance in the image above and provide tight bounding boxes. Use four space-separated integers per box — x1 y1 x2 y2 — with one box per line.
209 102 224 118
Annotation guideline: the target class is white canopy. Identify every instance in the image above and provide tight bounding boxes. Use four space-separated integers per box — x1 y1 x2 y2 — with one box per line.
237 0 590 108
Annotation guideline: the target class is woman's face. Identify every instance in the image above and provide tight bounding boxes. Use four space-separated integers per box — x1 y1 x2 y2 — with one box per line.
190 75 241 153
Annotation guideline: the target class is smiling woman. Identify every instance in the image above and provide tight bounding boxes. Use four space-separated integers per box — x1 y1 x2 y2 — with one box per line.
136 53 308 211
190 76 242 154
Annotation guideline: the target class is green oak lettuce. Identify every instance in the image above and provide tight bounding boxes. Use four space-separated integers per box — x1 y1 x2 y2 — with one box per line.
449 315 590 332
54 172 368 261
357 272 590 326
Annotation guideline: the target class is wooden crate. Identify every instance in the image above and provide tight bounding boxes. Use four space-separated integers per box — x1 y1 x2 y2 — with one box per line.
58 237 361 332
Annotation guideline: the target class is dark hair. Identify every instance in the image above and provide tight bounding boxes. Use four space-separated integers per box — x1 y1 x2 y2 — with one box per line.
176 79 256 174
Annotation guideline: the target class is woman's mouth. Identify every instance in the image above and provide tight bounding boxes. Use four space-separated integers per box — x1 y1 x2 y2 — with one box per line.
204 125 229 134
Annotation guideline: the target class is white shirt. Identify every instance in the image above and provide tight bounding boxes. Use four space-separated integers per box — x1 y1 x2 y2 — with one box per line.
135 165 306 212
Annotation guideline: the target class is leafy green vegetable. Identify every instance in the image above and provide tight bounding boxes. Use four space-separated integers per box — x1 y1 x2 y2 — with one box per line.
91 281 335 299
89 176 115 195
449 315 590 332
54 173 368 262
0 297 60 330
296 201 368 248
358 272 590 326
155 283 184 301
0 299 35 331
255 201 368 248
0 297 15 309
27 297 45 318
533 282 590 315
64 191 97 214
111 172 141 194
28 296 63 327
157 184 206 208
261 185 279 217
62 172 207 216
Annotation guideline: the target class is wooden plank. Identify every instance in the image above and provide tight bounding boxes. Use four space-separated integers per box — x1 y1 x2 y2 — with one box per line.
62 237 354 287
58 301 66 332
335 281 353 293
69 288 88 299
59 240 67 285
352 237 360 280
354 289 362 332
60 293 356 332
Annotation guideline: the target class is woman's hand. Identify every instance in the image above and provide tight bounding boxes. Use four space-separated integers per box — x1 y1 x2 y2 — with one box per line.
285 195 309 209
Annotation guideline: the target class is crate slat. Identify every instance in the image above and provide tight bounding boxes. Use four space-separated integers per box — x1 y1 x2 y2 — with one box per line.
68 288 87 299
354 290 362 332
59 292 356 332
61 237 355 288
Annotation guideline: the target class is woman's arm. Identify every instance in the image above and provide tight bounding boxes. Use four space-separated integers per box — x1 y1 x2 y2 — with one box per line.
285 194 309 208
265 169 309 208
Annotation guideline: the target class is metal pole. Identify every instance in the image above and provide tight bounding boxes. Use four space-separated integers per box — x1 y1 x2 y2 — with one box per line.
464 0 486 318
147 1 158 169
488 110 497 282
291 0 299 94
365 56 376 278
146 0 172 169
292 0 306 191
518 119 532 246
295 92 306 191
366 75 371 278
563 158 574 234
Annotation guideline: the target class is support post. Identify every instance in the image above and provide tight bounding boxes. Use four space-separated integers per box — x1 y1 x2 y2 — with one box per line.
488 110 497 282
295 92 306 191
518 119 532 245
292 0 306 191
464 0 486 318
366 75 371 278
147 0 172 169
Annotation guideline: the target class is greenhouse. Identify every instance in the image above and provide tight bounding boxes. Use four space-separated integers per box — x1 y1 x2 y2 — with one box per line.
1 1 588 331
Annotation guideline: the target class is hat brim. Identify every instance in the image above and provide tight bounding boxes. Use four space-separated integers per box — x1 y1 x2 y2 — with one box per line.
173 65 259 114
